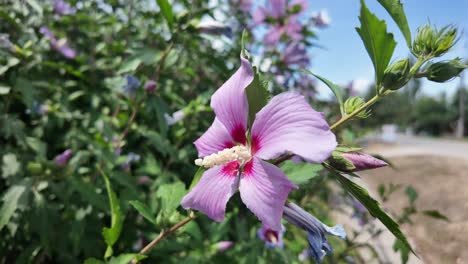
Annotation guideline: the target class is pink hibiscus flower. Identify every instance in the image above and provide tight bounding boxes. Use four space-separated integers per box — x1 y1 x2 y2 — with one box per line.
181 55 336 232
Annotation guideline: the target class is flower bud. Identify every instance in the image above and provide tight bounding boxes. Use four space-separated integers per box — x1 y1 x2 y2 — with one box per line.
215 241 234 252
54 149 73 166
340 152 387 172
423 58 467 83
144 80 157 93
412 24 457 58
344 96 369 118
382 58 411 91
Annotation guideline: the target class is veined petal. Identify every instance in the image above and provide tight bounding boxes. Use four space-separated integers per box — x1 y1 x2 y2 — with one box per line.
194 118 234 157
239 157 297 231
181 162 240 222
251 92 337 163
210 55 253 144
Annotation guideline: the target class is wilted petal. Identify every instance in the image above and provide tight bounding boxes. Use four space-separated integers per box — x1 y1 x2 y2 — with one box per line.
269 0 286 18
181 162 240 222
194 118 234 157
239 157 297 231
263 26 284 46
257 224 285 248
210 55 253 144
251 92 336 162
341 152 388 171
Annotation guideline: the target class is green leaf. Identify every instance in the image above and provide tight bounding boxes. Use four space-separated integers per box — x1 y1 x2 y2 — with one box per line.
129 200 155 224
356 0 397 85
405 186 418 204
422 210 450 222
0 184 27 231
281 161 323 185
117 58 142 74
83 258 105 264
303 70 344 115
377 0 412 47
108 254 146 264
156 181 186 214
156 0 174 29
246 67 268 127
2 153 20 178
70 178 108 211
100 169 124 259
0 85 11 95
329 170 416 255
393 239 410 264
26 137 47 157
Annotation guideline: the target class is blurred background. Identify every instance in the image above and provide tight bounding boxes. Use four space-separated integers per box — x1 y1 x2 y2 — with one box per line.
0 0 467 263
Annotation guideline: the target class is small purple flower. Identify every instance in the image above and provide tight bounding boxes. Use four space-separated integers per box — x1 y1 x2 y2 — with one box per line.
282 42 310 67
312 10 331 28
283 203 346 263
144 80 157 93
215 241 234 252
197 20 232 38
40 26 76 59
257 225 285 248
253 0 307 45
54 149 73 166
53 0 76 16
122 75 141 95
181 55 336 233
341 152 388 172
164 109 185 126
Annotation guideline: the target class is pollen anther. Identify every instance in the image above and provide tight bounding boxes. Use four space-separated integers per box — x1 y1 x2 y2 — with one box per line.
194 145 251 168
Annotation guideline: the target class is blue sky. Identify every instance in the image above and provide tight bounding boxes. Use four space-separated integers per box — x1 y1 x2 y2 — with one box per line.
304 0 468 98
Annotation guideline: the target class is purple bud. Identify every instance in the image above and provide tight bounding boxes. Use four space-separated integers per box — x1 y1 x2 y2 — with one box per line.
341 152 388 172
144 80 157 93
137 176 151 185
54 149 73 166
215 241 234 252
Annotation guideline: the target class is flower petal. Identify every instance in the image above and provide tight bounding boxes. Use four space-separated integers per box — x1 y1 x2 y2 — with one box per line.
253 6 267 24
239 157 297 231
251 92 337 162
210 55 253 144
194 118 234 157
269 0 286 18
263 26 283 46
181 162 240 222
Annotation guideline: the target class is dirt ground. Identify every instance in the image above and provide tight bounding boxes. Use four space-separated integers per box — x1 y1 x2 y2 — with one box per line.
361 155 468 264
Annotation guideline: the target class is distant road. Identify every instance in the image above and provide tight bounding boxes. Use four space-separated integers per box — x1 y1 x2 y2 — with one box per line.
367 134 468 160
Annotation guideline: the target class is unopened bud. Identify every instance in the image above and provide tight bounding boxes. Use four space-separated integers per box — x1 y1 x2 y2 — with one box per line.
144 80 157 93
382 58 411 91
424 58 467 83
412 24 457 58
340 152 387 172
54 149 73 166
344 97 369 118
215 241 234 252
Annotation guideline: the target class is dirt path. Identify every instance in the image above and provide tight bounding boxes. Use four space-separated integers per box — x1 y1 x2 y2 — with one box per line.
358 135 468 263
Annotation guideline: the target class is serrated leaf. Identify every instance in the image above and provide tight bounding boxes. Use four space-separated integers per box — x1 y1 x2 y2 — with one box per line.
356 0 396 85
0 184 27 231
156 0 174 29
100 169 123 258
245 67 268 128
377 0 412 47
329 170 416 255
281 160 323 185
156 181 186 214
130 200 155 224
303 70 344 115
2 153 20 178
422 210 450 222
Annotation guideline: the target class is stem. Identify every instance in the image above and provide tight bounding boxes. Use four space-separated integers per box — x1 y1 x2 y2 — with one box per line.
409 57 427 76
132 211 197 263
330 95 380 131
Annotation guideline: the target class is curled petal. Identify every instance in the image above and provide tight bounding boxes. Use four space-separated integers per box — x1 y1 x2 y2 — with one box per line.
181 162 240 222
251 92 337 163
211 55 253 144
194 118 234 157
239 157 297 231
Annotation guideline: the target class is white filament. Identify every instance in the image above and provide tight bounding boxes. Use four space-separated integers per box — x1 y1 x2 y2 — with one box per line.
195 145 251 168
